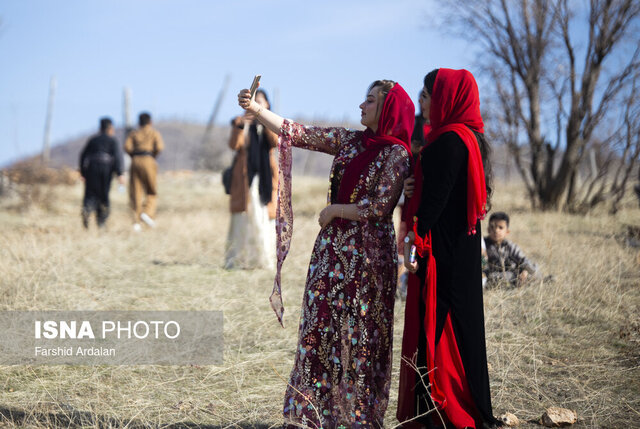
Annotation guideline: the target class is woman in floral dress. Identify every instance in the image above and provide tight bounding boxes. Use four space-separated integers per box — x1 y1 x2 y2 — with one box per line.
238 80 413 427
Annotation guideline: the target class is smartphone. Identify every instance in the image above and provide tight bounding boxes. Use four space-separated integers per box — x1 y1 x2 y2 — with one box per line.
409 245 417 264
249 75 261 99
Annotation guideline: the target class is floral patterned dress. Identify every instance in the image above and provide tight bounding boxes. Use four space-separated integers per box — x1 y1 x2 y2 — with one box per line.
280 120 410 428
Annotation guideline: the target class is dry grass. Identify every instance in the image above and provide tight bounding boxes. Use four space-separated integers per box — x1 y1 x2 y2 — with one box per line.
0 173 638 428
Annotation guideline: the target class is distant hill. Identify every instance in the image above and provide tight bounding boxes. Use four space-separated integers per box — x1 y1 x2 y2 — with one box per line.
10 119 519 180
42 120 223 171
15 119 339 177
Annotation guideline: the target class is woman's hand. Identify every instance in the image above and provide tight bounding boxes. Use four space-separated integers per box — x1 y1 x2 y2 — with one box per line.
404 176 415 199
243 111 256 122
318 205 336 228
236 87 286 134
231 116 245 128
237 89 260 113
404 231 418 273
518 270 529 286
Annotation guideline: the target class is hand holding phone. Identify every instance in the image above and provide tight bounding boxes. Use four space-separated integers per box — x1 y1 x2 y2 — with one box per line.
249 75 261 100
237 75 262 111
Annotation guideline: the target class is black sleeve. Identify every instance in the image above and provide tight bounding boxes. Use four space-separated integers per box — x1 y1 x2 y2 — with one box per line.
416 132 467 237
110 138 124 176
79 140 90 178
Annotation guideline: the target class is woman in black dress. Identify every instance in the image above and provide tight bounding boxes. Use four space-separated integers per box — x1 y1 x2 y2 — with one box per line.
398 68 500 428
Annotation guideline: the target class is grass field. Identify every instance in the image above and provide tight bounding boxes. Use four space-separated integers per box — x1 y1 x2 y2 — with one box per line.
0 171 638 428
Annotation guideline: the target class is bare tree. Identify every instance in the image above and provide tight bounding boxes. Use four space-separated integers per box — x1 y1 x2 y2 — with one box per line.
606 74 640 213
449 0 640 212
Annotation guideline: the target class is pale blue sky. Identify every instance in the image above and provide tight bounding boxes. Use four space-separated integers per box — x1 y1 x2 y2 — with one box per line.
0 0 474 166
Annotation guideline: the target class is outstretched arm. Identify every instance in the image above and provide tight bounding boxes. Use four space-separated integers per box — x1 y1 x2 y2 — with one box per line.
237 88 353 155
238 89 283 134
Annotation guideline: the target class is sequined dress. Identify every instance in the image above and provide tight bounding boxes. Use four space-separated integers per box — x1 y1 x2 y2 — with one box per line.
280 120 410 428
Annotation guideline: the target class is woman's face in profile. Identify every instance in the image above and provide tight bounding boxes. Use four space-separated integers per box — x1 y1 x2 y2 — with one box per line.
419 86 431 121
359 86 382 131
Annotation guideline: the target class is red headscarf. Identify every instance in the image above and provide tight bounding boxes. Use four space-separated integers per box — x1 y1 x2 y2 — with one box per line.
337 83 413 203
427 68 486 234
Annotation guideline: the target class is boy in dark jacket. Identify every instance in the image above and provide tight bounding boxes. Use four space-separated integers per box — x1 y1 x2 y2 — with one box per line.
484 211 538 287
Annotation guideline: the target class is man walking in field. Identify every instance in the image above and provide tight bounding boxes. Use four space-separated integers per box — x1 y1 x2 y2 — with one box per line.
124 112 164 231
79 117 124 229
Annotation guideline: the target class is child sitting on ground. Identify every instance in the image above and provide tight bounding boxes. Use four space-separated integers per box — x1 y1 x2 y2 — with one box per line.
484 211 538 288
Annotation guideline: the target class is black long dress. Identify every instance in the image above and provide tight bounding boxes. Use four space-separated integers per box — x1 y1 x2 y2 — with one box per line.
413 131 496 427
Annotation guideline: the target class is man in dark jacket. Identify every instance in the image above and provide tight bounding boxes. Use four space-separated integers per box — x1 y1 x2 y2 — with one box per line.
79 117 124 228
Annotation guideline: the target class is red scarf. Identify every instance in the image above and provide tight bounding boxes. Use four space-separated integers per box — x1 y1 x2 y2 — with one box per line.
427 68 486 234
337 83 413 203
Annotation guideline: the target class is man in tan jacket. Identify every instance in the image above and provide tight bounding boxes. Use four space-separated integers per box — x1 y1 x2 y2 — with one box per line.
124 112 164 231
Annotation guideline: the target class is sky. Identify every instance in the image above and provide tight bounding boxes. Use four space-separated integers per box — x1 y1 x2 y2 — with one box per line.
0 0 474 167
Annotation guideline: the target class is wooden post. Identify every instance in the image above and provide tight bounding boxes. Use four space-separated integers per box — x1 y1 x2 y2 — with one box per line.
42 75 56 164
123 87 133 136
201 74 231 146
